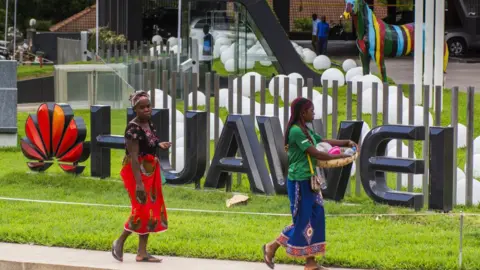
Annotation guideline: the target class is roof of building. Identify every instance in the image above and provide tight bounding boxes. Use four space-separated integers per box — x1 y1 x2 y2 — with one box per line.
49 4 96 32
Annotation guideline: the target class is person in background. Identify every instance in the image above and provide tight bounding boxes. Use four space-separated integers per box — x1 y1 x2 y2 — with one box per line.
311 14 321 52
262 97 356 270
111 91 171 263
316 16 330 55
202 24 214 72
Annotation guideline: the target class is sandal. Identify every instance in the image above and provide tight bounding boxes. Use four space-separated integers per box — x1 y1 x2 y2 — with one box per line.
304 265 328 270
262 244 275 269
136 253 162 263
111 240 123 262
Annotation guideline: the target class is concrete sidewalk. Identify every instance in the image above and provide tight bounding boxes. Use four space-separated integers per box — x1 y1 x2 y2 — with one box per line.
0 243 364 270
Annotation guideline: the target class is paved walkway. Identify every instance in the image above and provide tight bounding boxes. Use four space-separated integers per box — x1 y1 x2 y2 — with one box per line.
0 243 364 270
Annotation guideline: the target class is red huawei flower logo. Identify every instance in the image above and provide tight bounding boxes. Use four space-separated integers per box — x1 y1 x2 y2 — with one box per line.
20 103 90 174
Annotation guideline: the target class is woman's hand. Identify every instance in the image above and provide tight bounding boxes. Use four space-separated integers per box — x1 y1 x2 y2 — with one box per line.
159 142 172 150
346 140 357 148
136 183 147 204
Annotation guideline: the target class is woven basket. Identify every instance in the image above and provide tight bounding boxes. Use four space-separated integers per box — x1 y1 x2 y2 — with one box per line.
316 148 359 168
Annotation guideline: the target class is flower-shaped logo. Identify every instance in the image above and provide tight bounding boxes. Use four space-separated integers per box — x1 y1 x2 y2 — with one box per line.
20 103 90 174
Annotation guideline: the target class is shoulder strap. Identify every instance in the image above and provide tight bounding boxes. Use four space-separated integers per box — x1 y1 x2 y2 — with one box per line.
307 154 315 174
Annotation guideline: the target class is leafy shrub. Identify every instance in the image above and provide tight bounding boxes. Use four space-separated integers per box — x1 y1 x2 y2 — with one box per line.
293 18 312 32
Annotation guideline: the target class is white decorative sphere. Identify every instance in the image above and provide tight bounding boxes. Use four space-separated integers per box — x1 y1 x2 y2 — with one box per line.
387 142 409 158
351 75 363 95
313 55 331 70
358 121 371 145
387 95 409 124
169 122 185 139
221 49 234 64
401 106 433 126
152 35 163 45
345 67 363 82
172 147 184 172
296 47 304 58
213 47 221 59
149 45 162 56
224 59 235 72
303 50 317 64
176 137 185 149
167 37 178 46
148 89 172 109
474 136 480 154
243 60 255 70
215 37 231 47
362 87 384 114
268 75 288 97
312 95 333 117
359 74 383 93
281 84 300 104
172 110 185 123
169 45 178 54
209 113 224 140
456 178 480 205
350 162 356 177
187 91 207 106
288 72 305 87
300 87 321 100
218 89 231 108
321 68 345 88
342 59 357 72
234 72 262 95
457 168 466 181
220 45 230 53
401 174 424 189
455 123 468 149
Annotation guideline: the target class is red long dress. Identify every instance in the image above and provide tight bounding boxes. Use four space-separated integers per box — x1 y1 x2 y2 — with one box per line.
120 122 168 235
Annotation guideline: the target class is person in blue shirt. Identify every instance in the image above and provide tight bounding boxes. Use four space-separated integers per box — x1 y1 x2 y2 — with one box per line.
202 24 213 71
311 14 321 52
316 16 329 55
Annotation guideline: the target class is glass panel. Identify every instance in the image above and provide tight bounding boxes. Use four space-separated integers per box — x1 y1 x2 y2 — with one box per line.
66 72 89 106
96 71 124 109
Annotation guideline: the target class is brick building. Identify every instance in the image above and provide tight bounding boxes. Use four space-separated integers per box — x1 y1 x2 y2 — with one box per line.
283 0 387 31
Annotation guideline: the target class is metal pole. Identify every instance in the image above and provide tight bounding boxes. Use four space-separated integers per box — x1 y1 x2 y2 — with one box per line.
434 0 445 111
13 0 16 58
4 0 8 46
414 0 424 105
458 212 464 269
466 86 475 206
424 0 435 107
96 0 99 57
423 85 430 207
177 0 182 72
452 87 459 206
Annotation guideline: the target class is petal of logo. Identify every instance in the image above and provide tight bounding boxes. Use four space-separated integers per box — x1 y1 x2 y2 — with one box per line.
20 103 91 174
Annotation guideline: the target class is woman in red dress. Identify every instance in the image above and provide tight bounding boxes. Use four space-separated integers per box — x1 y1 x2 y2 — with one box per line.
112 91 171 263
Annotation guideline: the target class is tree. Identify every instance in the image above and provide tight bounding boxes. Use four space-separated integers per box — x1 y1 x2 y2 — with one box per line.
0 0 95 33
0 8 5 37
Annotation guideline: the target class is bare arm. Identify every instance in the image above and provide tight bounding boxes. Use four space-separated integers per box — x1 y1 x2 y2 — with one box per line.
323 139 356 148
126 139 143 188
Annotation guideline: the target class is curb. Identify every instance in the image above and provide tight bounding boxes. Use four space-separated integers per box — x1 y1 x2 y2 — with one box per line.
0 260 111 270
449 57 480 64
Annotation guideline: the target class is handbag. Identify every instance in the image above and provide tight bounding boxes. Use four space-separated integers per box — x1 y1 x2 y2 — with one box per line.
307 153 325 196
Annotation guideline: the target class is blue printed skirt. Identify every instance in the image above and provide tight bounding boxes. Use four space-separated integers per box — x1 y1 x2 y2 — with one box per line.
276 179 326 258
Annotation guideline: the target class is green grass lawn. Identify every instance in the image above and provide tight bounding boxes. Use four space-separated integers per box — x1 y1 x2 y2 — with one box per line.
0 173 479 270
17 65 55 80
